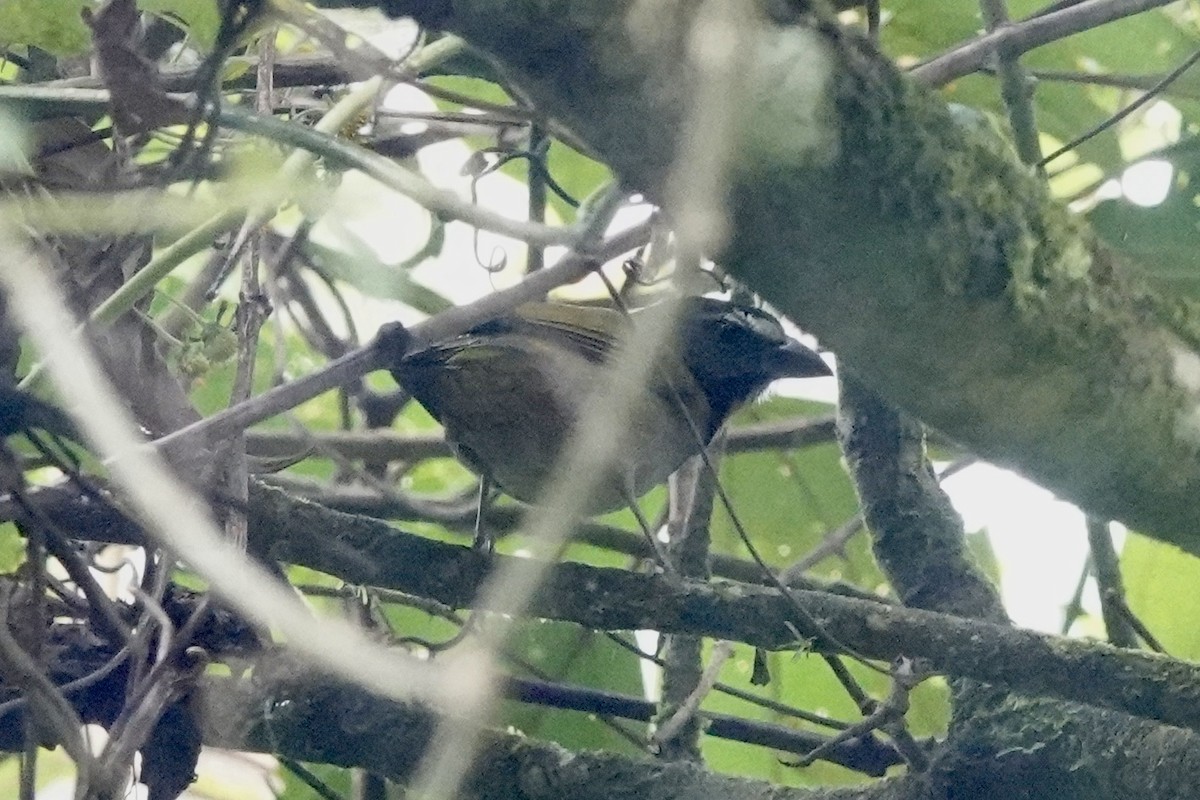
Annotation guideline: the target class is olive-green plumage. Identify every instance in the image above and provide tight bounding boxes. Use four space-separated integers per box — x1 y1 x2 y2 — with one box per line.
392 297 829 513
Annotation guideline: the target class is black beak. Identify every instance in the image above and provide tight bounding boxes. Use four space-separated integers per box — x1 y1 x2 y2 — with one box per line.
772 339 831 378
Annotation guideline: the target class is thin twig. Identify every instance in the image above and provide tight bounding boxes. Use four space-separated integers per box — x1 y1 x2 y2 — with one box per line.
12 501 131 644
911 0 1178 87
1086 518 1164 651
978 0 1044 169
786 657 929 771
603 632 852 730
152 219 653 454
1039 46 1200 166
0 583 92 800
1086 518 1137 647
0 226 479 719
654 451 720 759
653 641 734 752
1060 555 1093 636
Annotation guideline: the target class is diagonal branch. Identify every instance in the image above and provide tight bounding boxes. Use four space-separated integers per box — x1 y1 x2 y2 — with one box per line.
910 0 1181 86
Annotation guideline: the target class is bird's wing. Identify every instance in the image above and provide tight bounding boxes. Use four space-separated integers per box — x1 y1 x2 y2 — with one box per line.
507 302 625 363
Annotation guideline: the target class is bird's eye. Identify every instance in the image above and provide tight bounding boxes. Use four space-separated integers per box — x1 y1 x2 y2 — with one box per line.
735 307 787 344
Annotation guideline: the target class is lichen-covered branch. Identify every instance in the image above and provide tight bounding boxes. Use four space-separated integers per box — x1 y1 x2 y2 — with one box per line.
11 481 1200 734
195 661 1200 800
5 605 1199 800
200 663 914 800
194 654 1200 800
336 0 1200 553
837 376 1007 622
833 377 1200 800
250 486 1200 735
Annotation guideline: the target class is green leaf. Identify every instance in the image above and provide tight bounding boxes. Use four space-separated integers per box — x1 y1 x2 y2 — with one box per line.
710 397 874 588
0 522 25 574
301 229 453 312
885 1 1200 176
0 0 90 54
277 762 351 800
535 140 612 223
1089 189 1200 296
1088 142 1200 297
378 595 462 649
426 75 513 115
1121 531 1200 658
499 621 644 754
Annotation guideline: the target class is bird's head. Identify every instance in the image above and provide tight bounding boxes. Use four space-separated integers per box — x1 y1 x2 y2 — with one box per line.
670 298 830 436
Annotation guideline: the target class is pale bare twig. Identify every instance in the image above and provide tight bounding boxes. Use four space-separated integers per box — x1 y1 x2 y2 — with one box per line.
911 0 1179 87
0 227 471 715
151 219 653 455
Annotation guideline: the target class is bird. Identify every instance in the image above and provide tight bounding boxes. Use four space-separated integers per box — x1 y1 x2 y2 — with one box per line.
390 296 830 549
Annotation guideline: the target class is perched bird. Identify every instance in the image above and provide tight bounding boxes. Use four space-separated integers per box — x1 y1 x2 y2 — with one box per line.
391 297 830 540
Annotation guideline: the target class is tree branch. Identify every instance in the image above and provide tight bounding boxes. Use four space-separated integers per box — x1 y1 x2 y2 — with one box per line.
911 0 1180 87
248 485 1200 737
192 653 1200 800
194 663 1200 799
199 663 916 800
9 481 1200 734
